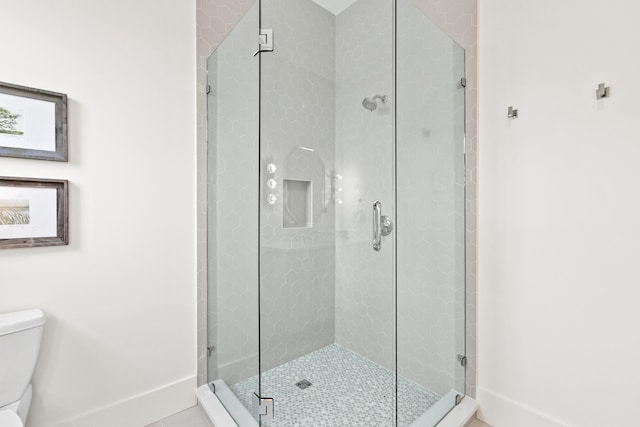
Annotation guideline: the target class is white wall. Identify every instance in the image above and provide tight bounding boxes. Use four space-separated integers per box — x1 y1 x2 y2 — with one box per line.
0 2 197 426
478 1 640 426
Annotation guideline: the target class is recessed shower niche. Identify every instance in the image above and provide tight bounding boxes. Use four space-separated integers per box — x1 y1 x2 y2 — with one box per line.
204 0 468 425
283 179 312 228
277 144 329 231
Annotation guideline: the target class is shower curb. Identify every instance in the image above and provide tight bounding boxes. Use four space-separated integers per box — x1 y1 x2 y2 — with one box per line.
197 380 477 427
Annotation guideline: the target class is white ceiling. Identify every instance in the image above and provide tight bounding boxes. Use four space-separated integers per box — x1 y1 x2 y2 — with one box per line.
310 0 359 15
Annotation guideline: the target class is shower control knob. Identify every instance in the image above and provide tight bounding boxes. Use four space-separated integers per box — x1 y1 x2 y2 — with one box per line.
381 215 393 236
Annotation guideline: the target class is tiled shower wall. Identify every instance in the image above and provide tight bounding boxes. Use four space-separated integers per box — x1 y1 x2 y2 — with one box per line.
196 0 477 397
333 0 466 397
334 0 396 371
259 0 337 370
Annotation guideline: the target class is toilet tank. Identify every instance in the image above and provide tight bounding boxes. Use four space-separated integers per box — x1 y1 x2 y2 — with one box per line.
0 309 45 407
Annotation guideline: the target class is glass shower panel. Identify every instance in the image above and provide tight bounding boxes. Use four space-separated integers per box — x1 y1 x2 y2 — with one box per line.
206 0 260 414
257 0 395 425
396 0 466 424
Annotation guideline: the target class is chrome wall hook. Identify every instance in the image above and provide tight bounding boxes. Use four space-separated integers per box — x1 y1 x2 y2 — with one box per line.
507 106 518 119
596 83 610 99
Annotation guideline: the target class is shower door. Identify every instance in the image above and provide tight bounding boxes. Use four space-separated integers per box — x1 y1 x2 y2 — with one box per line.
257 0 396 425
253 0 466 425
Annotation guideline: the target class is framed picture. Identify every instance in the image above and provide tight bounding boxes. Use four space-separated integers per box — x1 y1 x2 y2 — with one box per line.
0 177 68 249
0 81 67 161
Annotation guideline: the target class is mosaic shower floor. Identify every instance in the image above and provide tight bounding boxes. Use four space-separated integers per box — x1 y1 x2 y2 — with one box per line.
229 344 441 426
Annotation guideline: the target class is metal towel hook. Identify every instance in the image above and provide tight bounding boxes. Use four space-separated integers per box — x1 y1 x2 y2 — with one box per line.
596 83 610 99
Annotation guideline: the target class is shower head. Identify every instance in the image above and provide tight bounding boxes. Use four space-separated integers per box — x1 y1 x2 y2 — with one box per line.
362 95 388 111
362 98 377 111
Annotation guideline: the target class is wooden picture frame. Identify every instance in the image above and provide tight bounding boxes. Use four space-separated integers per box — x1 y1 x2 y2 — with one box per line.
0 177 68 249
0 81 68 161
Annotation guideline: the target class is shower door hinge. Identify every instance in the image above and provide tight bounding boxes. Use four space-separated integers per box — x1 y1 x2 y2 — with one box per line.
455 394 464 405
252 393 274 421
206 85 212 95
254 29 274 56
459 77 467 88
457 354 467 367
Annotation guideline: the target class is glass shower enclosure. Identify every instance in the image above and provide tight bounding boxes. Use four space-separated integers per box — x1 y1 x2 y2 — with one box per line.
207 0 466 425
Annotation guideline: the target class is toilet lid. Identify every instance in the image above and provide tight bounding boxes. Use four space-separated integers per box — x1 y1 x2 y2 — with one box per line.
0 410 23 427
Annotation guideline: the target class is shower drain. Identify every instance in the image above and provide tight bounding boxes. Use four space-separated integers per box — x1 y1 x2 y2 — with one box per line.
295 379 312 389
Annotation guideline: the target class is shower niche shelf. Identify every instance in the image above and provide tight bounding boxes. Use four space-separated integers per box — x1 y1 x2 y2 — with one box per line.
283 179 312 229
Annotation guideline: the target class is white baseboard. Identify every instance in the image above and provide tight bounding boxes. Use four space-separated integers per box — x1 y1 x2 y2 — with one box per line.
476 387 570 427
50 376 197 427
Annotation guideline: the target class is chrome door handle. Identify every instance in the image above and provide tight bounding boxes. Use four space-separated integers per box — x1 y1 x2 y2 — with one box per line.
373 201 382 251
373 201 393 251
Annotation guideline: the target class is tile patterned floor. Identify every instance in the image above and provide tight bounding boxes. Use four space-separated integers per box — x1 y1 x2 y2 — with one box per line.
229 343 442 426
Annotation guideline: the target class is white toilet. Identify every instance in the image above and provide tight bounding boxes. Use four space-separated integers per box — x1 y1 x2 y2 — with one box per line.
0 309 46 427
